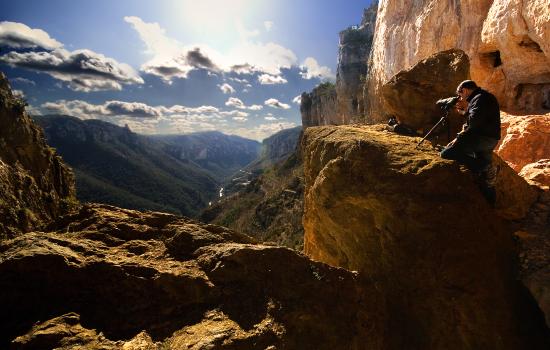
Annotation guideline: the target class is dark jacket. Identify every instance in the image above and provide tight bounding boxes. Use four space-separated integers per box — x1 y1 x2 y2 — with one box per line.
461 88 501 140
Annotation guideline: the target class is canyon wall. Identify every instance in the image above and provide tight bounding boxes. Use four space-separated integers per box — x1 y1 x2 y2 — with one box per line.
0 73 76 238
301 3 377 127
335 3 377 123
366 0 550 121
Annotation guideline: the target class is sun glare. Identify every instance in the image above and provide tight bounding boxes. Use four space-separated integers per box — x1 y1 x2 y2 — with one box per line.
177 0 253 36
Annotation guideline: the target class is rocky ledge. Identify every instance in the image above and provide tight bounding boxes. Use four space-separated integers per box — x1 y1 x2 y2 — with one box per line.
302 125 549 349
1 204 384 349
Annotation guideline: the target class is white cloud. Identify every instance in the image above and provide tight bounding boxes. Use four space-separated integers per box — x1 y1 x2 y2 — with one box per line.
264 21 274 31
265 98 290 109
300 57 335 81
230 121 296 141
225 97 263 110
264 116 278 121
12 89 25 99
225 97 245 109
218 83 235 94
232 116 248 122
41 99 222 119
0 48 144 91
125 16 299 81
258 73 288 85
10 77 36 86
292 95 302 105
228 77 249 84
0 21 62 49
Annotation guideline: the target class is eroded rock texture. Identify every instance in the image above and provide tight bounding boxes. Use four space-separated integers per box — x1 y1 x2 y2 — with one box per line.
497 112 550 187
302 125 549 349
0 73 76 238
366 0 550 119
1 204 385 349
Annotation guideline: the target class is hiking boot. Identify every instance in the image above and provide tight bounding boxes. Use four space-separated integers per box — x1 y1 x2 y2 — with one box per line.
484 164 499 187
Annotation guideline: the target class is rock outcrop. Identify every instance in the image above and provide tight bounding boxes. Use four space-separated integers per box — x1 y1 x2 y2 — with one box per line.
300 82 338 127
0 204 385 349
381 49 469 138
366 0 550 120
302 125 549 349
0 73 76 238
336 2 377 122
497 112 550 187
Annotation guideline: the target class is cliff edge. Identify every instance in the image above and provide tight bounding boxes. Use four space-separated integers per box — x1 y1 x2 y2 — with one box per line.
0 73 76 238
302 125 549 349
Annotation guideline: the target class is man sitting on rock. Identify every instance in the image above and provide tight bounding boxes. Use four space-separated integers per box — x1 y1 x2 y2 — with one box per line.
440 80 501 205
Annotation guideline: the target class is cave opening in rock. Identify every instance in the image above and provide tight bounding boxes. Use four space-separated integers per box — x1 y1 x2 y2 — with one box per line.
519 36 543 53
481 51 502 68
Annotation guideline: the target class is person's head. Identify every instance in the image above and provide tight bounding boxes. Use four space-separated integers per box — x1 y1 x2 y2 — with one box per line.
456 80 478 100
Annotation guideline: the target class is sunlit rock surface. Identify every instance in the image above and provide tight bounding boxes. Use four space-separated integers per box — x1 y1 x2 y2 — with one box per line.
1 204 385 349
0 73 76 239
302 125 549 349
366 0 550 119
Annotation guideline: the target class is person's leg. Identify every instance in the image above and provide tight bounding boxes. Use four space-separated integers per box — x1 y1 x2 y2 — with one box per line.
440 136 477 170
472 137 499 206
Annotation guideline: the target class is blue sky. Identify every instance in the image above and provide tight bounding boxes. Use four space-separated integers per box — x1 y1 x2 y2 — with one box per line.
1 0 374 140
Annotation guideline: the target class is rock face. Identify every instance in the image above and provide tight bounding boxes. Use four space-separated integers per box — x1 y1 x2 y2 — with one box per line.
497 112 550 187
366 0 550 120
0 204 385 349
381 49 469 138
300 82 338 127
302 125 549 349
0 74 76 238
336 2 377 122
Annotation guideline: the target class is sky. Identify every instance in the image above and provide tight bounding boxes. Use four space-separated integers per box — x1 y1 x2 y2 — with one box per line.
0 0 374 140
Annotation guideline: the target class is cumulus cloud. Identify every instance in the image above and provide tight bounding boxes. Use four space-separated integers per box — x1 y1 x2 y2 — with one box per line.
232 116 248 122
225 97 245 109
300 57 335 80
0 48 144 91
0 21 62 50
258 74 287 85
12 89 25 99
225 97 263 110
264 116 278 121
218 83 235 94
292 95 302 105
264 98 290 109
125 16 299 81
230 121 297 141
41 99 223 119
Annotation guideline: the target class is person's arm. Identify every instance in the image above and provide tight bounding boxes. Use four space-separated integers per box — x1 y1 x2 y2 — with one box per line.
460 95 488 137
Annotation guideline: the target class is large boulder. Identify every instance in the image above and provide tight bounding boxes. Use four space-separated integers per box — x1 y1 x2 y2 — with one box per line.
0 204 385 349
302 125 549 349
497 112 550 187
0 73 76 238
381 49 469 140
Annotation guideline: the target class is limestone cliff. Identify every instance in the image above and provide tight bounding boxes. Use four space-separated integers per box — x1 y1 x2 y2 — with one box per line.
0 73 76 238
300 82 338 127
336 2 377 123
302 125 549 349
366 0 550 120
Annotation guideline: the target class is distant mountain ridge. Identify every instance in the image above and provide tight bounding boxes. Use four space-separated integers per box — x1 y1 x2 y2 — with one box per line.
151 131 261 182
33 115 261 217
